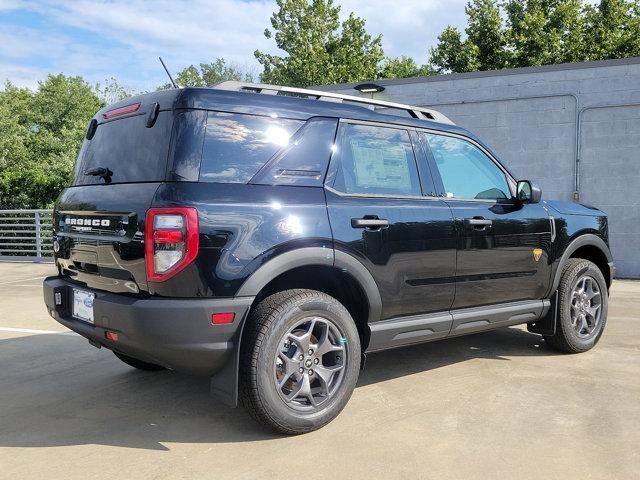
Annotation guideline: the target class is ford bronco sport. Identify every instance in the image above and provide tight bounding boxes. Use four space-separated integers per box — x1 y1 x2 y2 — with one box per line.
43 82 614 434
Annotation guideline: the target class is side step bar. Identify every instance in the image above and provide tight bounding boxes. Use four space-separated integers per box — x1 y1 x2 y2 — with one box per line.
367 299 550 352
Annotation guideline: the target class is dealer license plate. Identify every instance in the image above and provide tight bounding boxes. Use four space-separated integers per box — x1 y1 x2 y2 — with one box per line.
72 289 95 324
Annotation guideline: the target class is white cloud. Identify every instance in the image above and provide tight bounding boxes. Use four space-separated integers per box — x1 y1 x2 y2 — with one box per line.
0 62 48 90
340 0 467 63
1 0 469 90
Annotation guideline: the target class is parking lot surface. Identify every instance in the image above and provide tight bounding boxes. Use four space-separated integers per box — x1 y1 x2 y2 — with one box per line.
0 262 638 479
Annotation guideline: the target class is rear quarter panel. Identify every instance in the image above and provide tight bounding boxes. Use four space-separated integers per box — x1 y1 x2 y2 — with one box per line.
149 183 333 297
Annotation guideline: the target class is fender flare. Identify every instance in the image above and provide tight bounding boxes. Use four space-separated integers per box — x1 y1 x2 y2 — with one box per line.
211 247 383 407
550 234 612 294
236 246 382 324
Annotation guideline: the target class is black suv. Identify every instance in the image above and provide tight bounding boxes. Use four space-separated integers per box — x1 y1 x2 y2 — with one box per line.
43 82 614 434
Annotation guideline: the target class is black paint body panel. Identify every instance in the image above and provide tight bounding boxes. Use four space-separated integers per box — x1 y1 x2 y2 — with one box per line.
48 86 613 384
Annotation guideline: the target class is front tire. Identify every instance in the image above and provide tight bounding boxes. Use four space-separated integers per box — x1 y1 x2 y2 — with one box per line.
544 258 608 353
239 289 361 434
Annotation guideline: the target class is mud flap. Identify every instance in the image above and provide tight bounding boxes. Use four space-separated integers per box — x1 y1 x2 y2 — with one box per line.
527 292 558 336
209 310 251 408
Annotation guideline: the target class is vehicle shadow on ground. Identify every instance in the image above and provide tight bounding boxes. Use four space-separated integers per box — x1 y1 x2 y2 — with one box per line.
0 327 557 450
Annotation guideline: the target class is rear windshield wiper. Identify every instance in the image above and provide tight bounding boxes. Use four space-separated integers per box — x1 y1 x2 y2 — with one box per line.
84 167 113 183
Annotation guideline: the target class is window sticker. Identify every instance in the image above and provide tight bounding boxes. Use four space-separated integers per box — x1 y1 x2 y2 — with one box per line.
350 139 412 191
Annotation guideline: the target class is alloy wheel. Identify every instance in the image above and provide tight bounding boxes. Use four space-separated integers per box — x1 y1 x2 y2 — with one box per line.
273 316 347 411
570 275 602 338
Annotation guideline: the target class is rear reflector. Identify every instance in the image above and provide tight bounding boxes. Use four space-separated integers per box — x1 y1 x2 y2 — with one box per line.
153 229 184 244
105 331 119 341
211 312 235 325
102 102 141 120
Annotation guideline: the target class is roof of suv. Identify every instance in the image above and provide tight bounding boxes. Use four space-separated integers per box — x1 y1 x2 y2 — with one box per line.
95 85 475 139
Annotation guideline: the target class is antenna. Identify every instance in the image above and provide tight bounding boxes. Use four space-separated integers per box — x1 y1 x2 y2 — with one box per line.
159 57 178 88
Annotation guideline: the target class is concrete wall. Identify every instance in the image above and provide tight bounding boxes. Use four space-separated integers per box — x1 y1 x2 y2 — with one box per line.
322 58 640 277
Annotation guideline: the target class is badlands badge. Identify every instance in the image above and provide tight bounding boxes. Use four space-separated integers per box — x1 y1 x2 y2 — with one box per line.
532 248 543 262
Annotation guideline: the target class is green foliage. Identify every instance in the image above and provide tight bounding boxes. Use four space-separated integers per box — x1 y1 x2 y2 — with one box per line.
94 76 133 104
582 0 640 61
380 56 434 79
163 59 254 89
429 26 479 73
255 0 384 86
467 0 508 69
504 0 585 67
0 75 103 208
429 0 640 73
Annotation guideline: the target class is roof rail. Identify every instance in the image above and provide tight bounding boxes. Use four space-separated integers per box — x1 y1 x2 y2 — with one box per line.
213 81 455 125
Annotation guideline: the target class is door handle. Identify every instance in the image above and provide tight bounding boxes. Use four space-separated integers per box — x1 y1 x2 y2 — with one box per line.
351 217 389 230
464 217 493 230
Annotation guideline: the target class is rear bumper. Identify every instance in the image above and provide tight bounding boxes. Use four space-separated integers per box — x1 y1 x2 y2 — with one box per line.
43 276 254 376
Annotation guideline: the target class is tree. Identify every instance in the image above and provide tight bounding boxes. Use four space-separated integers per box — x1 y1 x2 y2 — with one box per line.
504 0 585 67
582 0 640 61
0 75 102 208
429 26 479 73
174 59 254 87
158 59 254 90
429 0 506 73
95 76 133 104
255 0 384 87
380 56 434 79
429 0 640 73
466 0 508 69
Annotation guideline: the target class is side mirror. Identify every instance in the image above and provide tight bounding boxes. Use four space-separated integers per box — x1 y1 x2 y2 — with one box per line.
516 180 542 204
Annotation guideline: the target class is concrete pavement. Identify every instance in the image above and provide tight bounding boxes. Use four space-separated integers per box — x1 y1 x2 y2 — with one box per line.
1 262 638 479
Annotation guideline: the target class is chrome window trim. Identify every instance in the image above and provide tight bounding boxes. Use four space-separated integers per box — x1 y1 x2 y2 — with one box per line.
325 185 442 202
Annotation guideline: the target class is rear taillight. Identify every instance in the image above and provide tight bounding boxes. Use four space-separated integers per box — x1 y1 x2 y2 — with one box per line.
145 207 199 282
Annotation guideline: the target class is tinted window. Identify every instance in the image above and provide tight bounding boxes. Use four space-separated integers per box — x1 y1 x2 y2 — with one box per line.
333 123 421 196
425 133 510 200
73 111 173 185
250 118 338 187
200 112 303 183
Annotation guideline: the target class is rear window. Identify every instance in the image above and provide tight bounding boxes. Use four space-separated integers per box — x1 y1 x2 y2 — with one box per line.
200 111 303 183
73 111 174 185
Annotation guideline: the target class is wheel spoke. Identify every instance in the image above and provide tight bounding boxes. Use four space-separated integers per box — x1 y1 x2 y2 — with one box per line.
316 364 342 383
277 352 301 387
579 315 589 334
288 318 317 353
286 373 312 404
285 377 303 401
586 304 600 316
313 324 344 356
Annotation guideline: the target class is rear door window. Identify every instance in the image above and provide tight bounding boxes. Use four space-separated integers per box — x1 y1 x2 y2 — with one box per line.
332 123 422 197
73 111 174 185
200 112 303 183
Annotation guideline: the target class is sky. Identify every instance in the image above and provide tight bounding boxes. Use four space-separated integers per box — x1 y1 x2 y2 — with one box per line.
0 0 468 92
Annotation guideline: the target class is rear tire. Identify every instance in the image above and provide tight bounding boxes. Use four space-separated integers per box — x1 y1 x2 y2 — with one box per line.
113 351 165 371
544 258 608 353
239 289 361 435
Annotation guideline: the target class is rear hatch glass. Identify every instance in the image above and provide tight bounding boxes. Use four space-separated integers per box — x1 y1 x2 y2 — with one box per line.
73 110 174 185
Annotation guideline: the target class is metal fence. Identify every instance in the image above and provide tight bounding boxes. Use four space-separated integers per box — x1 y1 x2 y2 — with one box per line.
0 210 53 261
